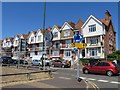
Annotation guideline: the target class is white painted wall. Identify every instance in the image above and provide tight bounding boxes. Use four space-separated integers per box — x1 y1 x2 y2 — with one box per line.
13 36 19 47
2 40 7 47
52 27 60 41
36 31 43 43
28 33 36 44
82 16 105 37
7 39 13 47
61 23 72 30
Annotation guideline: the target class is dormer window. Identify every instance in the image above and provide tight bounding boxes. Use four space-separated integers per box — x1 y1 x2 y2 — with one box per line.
31 37 34 42
38 35 41 41
64 30 70 36
15 40 18 45
53 32 58 38
89 24 96 32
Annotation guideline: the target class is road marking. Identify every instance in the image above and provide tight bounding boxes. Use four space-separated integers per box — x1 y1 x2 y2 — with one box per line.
80 77 86 79
98 80 109 83
52 72 59 74
87 78 96 81
58 77 71 80
110 81 120 84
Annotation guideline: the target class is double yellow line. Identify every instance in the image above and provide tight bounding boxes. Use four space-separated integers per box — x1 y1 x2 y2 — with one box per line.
84 80 100 90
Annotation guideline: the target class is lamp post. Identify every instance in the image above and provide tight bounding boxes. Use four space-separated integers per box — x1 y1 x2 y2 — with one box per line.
42 0 46 70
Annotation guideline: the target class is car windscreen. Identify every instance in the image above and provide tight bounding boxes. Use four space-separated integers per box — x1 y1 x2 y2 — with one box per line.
112 62 119 67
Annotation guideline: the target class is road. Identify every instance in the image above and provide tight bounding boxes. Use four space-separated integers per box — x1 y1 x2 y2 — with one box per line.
2 66 120 89
51 67 120 89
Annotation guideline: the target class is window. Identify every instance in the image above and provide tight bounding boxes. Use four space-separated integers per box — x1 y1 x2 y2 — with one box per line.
64 30 70 36
98 48 101 53
32 44 35 48
31 37 34 42
64 50 71 57
35 51 38 55
89 48 97 56
52 51 59 56
53 32 58 38
15 40 18 45
89 37 98 44
65 40 71 47
38 35 41 41
89 24 96 32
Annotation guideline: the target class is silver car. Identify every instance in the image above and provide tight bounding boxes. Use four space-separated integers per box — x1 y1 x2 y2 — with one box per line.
32 60 42 66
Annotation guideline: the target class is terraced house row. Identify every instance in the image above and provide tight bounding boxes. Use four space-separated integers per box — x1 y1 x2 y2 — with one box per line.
0 11 116 61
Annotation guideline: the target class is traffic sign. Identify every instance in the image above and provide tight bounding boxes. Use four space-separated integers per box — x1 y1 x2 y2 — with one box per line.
71 43 87 49
74 34 83 43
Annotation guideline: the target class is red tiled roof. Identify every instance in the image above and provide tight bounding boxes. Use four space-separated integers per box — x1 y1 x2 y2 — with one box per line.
75 18 84 30
100 18 110 26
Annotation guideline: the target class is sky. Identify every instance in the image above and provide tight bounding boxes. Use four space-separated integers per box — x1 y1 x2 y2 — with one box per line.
2 2 119 49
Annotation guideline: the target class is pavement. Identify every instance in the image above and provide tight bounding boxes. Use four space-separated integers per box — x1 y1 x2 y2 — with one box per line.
2 67 88 89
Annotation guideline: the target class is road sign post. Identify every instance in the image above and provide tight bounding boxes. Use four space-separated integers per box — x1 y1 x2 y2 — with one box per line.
72 33 86 82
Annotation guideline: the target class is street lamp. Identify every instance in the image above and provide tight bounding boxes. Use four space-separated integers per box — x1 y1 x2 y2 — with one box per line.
42 0 46 70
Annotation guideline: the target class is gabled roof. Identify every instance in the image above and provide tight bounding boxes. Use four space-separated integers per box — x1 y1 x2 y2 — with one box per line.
100 18 110 26
36 29 43 36
21 34 29 39
52 25 61 32
60 22 75 31
7 37 14 41
81 15 102 29
13 35 19 41
27 30 37 39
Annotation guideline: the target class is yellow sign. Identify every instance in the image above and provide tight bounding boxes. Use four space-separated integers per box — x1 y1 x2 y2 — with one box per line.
71 43 87 49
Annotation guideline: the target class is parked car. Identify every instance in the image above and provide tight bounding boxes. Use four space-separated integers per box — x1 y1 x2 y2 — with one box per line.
51 60 64 67
13 59 28 65
82 61 120 76
31 59 42 66
51 60 70 68
1 56 13 64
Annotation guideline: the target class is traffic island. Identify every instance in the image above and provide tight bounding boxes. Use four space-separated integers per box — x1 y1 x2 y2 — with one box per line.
1 67 53 85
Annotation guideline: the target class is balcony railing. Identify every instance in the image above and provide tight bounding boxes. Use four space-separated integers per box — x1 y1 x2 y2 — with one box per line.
28 47 43 51
87 42 104 47
60 44 71 48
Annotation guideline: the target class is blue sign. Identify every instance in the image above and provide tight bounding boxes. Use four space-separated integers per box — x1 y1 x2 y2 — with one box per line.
74 34 83 43
73 48 78 53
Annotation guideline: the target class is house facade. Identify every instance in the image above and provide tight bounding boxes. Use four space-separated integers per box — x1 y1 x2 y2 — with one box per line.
27 29 44 60
82 11 116 59
2 37 13 57
1 11 116 60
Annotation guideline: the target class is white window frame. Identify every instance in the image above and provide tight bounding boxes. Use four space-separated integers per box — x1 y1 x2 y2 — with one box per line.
89 24 96 32
89 48 97 57
52 50 59 56
38 35 41 41
64 50 71 57
53 32 58 38
64 30 70 36
31 37 34 42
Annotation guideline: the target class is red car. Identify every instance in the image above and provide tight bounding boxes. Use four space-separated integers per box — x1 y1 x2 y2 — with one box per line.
51 60 64 67
82 61 120 76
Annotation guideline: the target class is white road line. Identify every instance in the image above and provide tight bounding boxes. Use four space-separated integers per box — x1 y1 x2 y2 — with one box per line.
98 80 109 83
110 81 120 84
80 77 86 79
52 72 59 74
87 78 96 81
58 77 71 80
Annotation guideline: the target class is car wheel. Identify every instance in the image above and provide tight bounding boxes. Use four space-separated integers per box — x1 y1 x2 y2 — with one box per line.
106 71 113 77
83 69 89 74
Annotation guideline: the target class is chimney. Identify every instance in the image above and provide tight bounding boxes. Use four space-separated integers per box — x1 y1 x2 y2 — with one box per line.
105 10 111 21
